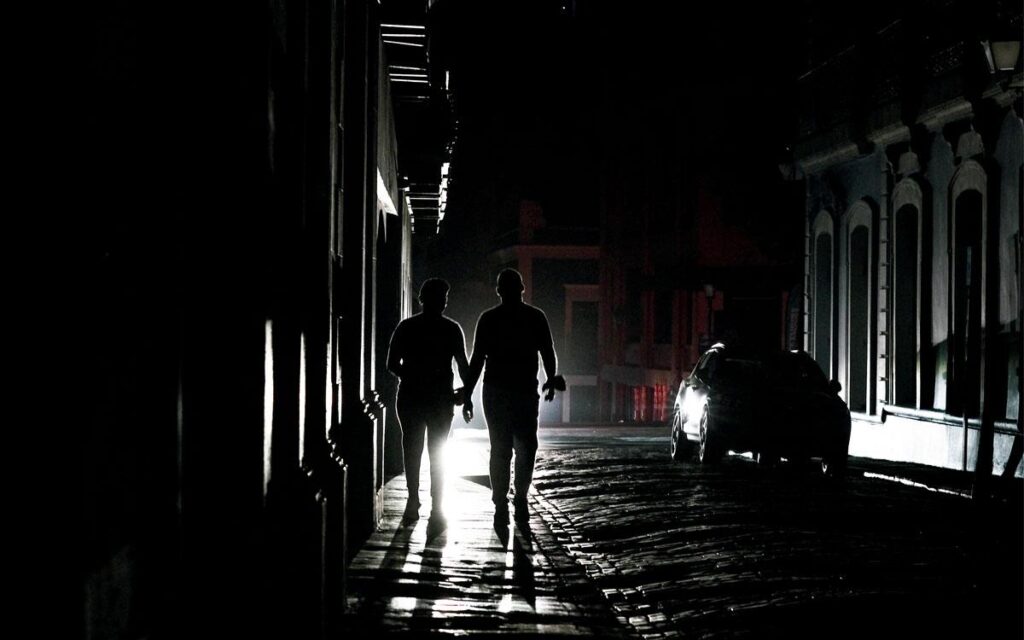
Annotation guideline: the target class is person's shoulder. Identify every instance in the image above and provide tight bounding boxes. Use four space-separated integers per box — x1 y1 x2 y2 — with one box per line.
397 313 428 332
398 313 423 327
525 303 548 320
478 305 502 321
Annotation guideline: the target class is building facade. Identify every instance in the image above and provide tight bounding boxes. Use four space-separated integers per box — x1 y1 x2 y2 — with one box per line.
578 1 805 425
487 200 601 424
77 2 452 638
598 171 802 424
794 1 1022 476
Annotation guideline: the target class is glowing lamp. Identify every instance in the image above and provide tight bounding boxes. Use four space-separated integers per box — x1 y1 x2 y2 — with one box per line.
982 40 1021 73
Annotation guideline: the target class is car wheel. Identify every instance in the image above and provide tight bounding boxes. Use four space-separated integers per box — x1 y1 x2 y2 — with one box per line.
697 407 721 464
670 412 690 462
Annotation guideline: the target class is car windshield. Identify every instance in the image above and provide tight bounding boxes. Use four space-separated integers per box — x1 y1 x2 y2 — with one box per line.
704 351 828 391
713 357 766 386
772 353 829 390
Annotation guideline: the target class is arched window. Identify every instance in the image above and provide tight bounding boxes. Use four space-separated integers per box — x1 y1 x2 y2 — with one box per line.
890 178 926 408
846 201 874 414
952 189 983 417
948 159 987 417
893 204 919 407
811 211 835 377
849 225 870 412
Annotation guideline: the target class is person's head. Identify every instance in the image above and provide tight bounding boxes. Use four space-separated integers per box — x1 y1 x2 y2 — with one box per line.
418 278 450 315
495 268 525 301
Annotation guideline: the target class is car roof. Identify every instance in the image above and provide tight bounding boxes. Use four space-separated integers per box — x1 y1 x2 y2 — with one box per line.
705 344 810 362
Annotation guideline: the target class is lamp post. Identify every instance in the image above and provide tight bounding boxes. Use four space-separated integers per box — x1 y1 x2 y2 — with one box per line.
982 39 1022 72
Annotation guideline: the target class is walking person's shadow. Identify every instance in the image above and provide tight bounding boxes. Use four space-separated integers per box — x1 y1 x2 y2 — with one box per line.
512 527 537 609
351 524 415 624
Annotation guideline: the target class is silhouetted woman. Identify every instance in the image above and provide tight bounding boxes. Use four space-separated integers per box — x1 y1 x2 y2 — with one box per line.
386 278 471 526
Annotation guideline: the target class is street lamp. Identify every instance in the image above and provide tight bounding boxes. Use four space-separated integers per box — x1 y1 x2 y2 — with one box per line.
982 39 1022 73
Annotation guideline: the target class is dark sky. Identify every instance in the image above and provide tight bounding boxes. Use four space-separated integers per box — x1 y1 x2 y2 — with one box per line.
419 1 811 293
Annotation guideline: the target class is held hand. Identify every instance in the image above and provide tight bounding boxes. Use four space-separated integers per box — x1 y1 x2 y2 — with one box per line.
542 374 566 402
452 387 466 406
462 400 474 423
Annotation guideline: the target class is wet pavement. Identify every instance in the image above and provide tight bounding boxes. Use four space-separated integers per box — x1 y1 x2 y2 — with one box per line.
531 444 1023 639
342 471 632 638
344 427 1023 638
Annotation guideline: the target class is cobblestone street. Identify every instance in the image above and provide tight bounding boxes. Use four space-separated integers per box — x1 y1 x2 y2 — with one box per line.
342 427 1022 637
530 442 1023 639
343 472 633 638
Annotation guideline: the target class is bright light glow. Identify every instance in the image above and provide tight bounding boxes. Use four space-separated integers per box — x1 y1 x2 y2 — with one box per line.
263 320 274 499
498 593 515 613
391 65 427 71
445 70 450 91
504 551 514 580
381 23 425 30
389 73 427 78
433 430 489 516
444 430 489 478
383 40 425 48
441 161 450 177
376 168 398 215
991 40 1021 71
402 559 421 573
381 33 425 39
389 596 419 611
863 472 969 498
390 78 429 84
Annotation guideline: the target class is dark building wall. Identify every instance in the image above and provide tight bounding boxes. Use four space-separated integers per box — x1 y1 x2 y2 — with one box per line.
795 0 1022 475
76 2 414 638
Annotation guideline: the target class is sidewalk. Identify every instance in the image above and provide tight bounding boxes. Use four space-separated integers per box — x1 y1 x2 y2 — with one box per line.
342 473 633 638
846 455 1023 505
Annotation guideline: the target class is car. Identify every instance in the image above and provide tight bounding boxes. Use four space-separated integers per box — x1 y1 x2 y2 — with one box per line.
669 343 851 476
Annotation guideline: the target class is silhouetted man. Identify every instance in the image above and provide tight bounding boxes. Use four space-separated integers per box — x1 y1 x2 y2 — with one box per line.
464 269 565 526
386 278 471 525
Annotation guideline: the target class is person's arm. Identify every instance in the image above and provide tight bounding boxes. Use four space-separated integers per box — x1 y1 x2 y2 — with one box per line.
452 323 474 422
453 323 471 389
539 311 557 382
464 314 487 396
386 323 404 379
538 311 564 401
461 316 487 423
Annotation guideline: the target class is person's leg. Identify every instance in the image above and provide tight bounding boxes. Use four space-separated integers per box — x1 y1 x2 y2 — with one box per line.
397 397 427 516
483 385 513 520
511 391 540 521
425 405 454 519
